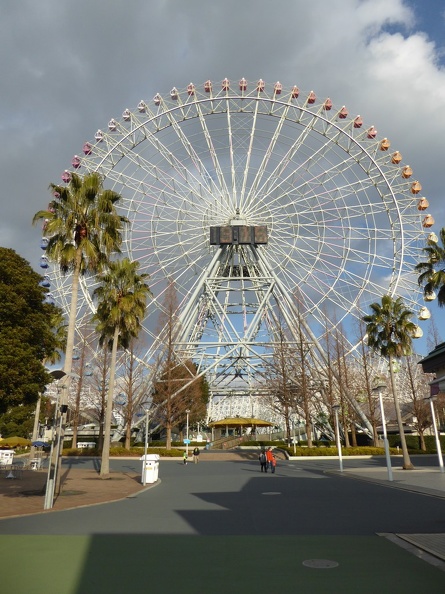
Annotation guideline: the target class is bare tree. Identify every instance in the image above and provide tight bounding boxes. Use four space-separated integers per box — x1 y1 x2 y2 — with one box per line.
120 340 150 449
405 355 433 450
152 280 206 448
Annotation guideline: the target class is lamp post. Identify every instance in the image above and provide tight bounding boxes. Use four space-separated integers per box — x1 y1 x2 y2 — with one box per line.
44 370 79 509
373 381 393 482
426 395 444 473
44 370 66 510
185 409 190 458
142 406 150 485
332 405 343 473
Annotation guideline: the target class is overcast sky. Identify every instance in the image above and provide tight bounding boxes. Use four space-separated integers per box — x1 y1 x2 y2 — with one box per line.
1 0 444 355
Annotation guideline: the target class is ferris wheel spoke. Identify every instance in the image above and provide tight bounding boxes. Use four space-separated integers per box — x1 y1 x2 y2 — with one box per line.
194 101 233 206
239 96 261 211
225 96 239 211
250 103 294 204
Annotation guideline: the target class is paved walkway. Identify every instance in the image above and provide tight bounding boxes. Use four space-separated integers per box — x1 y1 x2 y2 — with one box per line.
339 461 445 563
0 450 267 518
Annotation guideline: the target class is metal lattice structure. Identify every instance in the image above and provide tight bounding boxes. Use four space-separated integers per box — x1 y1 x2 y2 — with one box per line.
43 78 433 423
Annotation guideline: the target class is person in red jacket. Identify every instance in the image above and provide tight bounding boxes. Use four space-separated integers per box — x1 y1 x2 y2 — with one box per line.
265 448 275 473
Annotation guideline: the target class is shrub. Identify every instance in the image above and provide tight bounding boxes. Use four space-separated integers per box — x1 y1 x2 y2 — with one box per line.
281 445 399 457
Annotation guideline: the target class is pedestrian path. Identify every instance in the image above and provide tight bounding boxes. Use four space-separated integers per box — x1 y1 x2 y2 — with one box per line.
329 462 445 566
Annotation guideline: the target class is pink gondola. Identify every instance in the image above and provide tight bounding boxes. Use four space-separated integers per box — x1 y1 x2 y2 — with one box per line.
72 155 81 169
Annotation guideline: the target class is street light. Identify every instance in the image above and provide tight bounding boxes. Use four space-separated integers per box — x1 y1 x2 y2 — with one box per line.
332 405 343 473
44 370 78 510
142 404 151 485
425 395 444 473
185 409 190 458
373 380 393 482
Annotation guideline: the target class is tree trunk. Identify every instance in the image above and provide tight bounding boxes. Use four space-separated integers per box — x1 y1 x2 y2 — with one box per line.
125 421 132 450
166 422 172 450
100 326 119 478
29 394 42 460
389 355 414 470
54 252 82 497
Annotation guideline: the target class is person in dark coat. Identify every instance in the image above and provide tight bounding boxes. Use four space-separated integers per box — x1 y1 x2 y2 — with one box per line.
259 450 267 472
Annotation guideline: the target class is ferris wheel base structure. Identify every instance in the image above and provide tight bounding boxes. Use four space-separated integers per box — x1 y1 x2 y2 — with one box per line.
44 78 434 433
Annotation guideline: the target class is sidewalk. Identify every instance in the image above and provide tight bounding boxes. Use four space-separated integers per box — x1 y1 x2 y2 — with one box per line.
337 463 445 565
0 466 148 518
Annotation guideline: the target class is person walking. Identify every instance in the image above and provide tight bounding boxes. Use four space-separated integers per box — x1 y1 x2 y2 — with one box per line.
259 450 267 472
265 447 274 472
183 451 188 465
193 447 200 464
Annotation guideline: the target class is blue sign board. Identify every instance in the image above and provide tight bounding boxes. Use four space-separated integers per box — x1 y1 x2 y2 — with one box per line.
183 439 191 444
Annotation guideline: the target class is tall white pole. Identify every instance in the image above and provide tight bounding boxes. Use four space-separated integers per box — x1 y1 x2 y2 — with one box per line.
379 391 393 482
142 408 149 485
429 397 444 472
186 409 190 458
333 405 343 473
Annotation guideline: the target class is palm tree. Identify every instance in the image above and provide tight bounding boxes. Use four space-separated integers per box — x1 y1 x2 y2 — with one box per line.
363 295 417 470
92 258 152 477
415 228 445 306
32 172 128 385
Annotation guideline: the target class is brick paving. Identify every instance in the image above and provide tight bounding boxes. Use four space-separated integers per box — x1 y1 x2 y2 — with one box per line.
0 466 146 518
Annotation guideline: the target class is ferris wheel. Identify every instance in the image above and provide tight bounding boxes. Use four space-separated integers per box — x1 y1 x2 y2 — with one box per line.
44 78 434 417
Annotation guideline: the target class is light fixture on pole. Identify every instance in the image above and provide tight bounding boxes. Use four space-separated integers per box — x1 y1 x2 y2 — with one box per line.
373 380 393 482
185 409 190 458
332 405 343 473
425 395 444 473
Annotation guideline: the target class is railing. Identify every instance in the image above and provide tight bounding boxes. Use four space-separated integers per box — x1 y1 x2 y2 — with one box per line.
209 435 250 450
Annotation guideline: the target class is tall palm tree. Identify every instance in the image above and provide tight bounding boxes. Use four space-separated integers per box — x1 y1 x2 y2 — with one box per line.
92 258 152 477
32 172 128 384
363 295 417 470
415 227 445 307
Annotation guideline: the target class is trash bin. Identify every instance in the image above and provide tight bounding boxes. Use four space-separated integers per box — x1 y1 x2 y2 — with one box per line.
30 458 41 470
140 454 160 485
